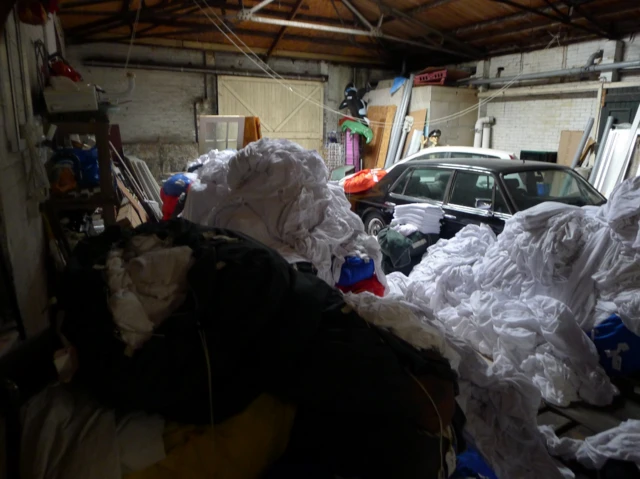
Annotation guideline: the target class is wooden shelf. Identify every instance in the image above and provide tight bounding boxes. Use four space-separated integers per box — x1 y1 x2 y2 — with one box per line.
47 120 117 225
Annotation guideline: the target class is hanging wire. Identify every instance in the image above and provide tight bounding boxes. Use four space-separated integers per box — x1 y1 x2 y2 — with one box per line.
124 0 143 75
193 0 550 129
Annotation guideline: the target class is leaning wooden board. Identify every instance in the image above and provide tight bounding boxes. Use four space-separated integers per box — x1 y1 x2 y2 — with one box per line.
363 105 397 170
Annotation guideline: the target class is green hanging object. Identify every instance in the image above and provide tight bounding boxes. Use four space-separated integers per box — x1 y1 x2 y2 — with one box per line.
341 120 374 144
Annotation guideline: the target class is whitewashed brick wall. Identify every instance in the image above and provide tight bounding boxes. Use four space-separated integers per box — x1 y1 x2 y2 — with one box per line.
486 94 598 155
450 35 640 155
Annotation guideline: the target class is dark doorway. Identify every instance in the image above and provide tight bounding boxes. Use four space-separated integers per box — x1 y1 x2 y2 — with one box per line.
598 87 640 140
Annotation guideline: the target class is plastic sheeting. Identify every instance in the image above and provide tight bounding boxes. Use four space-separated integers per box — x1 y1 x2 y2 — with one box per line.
182 139 386 287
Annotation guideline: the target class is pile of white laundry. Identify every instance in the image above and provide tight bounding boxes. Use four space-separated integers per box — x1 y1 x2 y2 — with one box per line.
383 176 640 479
181 139 385 287
392 203 443 235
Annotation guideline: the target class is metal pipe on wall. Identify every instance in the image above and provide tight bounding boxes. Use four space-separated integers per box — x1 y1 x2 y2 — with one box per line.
589 115 614 184
473 116 494 147
384 74 415 169
459 59 640 86
82 59 329 82
482 123 491 149
571 117 594 168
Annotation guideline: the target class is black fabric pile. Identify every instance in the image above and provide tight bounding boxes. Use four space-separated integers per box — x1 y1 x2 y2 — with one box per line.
60 219 463 479
378 226 440 275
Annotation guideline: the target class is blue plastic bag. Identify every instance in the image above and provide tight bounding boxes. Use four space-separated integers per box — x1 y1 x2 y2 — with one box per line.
591 314 640 376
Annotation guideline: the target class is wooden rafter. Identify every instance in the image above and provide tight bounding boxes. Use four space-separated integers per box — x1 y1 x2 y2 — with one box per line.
380 0 459 25
562 0 617 38
489 0 616 39
467 2 638 44
371 0 484 57
265 0 305 60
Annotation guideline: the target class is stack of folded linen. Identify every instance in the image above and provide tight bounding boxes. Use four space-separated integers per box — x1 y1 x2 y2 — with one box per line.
392 204 444 235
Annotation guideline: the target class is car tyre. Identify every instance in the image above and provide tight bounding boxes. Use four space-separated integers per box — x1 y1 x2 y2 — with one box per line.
363 211 386 237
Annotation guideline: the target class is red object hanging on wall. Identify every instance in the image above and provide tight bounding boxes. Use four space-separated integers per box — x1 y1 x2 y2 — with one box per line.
49 54 83 82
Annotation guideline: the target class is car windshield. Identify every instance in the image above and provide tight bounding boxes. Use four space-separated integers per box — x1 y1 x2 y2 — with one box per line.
501 169 605 210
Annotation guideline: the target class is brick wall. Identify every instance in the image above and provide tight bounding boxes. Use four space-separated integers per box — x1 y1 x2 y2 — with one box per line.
449 35 639 156
66 44 390 177
486 94 599 155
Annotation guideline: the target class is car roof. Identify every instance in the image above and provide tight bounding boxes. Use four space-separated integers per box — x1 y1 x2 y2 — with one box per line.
403 157 571 173
405 146 515 158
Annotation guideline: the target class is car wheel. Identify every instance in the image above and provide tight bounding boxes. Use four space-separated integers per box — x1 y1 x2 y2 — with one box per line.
363 211 386 237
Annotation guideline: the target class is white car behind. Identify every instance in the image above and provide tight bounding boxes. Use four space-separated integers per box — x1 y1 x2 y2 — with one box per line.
338 146 517 185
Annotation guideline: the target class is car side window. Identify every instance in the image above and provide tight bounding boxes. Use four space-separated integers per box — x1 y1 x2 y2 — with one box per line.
449 171 494 210
391 167 450 202
390 171 411 195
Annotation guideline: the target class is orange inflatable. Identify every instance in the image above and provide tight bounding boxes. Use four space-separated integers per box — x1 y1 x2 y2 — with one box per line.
343 168 387 194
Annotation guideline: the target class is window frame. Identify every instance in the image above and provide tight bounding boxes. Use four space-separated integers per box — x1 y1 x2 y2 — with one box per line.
444 169 512 217
388 165 454 204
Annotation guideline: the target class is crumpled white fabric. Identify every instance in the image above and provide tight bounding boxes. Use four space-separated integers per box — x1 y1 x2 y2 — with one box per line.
182 139 385 287
383 177 640 479
20 384 165 479
345 289 567 479
540 420 640 470
106 235 193 349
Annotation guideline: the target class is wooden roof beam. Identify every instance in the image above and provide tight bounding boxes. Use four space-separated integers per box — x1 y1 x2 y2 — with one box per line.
466 3 638 44
489 0 616 39
370 0 484 58
380 0 459 25
562 0 618 38
265 0 305 60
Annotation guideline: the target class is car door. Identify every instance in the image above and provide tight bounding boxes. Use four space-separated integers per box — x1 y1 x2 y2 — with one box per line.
441 170 509 238
387 166 453 208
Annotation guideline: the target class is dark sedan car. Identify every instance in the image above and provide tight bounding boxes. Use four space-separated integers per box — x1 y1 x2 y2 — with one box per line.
348 158 606 238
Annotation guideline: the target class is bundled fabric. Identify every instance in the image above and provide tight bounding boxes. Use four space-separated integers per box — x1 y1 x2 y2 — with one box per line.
21 384 165 479
60 219 460 479
392 203 444 235
378 226 438 275
540 420 640 471
181 139 385 288
161 173 196 220
343 168 386 194
337 275 385 297
384 177 640 479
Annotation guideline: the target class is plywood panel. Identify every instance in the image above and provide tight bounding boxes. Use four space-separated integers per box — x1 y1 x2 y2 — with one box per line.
558 130 585 167
218 76 324 152
363 105 397 170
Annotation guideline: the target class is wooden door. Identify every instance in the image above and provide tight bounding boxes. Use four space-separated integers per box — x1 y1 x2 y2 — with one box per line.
217 76 324 151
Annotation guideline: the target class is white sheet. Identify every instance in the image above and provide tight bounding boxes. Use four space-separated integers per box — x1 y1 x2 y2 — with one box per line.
182 139 386 288
540 420 640 470
383 177 640 478
21 384 165 479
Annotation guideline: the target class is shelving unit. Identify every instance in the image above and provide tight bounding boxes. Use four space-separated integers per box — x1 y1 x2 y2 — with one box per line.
46 120 117 225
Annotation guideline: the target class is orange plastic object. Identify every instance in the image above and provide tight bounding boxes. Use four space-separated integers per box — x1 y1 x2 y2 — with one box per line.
343 168 387 194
